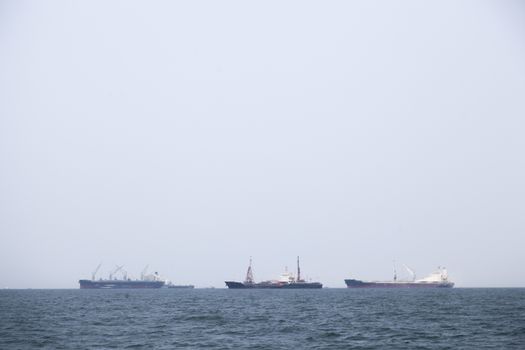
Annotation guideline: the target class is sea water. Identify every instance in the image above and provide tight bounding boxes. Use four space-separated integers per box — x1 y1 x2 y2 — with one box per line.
1 288 524 349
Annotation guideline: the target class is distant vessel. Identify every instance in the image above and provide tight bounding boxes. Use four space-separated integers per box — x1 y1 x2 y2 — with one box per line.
225 257 323 289
345 264 454 288
165 282 195 289
79 264 165 289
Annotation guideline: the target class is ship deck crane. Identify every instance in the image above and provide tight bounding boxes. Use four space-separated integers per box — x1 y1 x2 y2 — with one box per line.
92 263 102 281
120 267 128 280
403 263 416 281
244 257 254 284
110 265 124 280
141 265 149 280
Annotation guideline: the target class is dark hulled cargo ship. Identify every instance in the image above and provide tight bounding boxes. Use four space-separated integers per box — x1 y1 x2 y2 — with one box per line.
79 279 165 289
345 266 454 289
225 257 323 289
79 265 165 289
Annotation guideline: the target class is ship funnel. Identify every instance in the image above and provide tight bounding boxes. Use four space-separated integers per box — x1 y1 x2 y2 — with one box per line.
441 267 448 280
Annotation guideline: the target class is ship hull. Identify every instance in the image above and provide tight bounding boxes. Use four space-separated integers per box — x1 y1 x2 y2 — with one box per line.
344 279 454 288
79 280 165 289
225 281 323 289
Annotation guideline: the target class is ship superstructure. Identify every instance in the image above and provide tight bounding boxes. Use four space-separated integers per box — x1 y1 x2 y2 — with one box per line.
225 257 323 289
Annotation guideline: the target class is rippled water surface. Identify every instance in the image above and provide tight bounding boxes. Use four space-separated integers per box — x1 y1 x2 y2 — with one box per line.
1 288 524 349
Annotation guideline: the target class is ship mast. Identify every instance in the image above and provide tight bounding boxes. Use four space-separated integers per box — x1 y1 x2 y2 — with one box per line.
296 256 301 282
244 257 254 284
393 260 397 282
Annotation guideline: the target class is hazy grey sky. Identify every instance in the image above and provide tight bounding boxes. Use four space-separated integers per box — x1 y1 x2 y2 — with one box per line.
1 1 525 288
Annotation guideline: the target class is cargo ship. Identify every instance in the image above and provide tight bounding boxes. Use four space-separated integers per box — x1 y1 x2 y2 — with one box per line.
345 265 454 288
225 257 323 289
79 264 165 289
